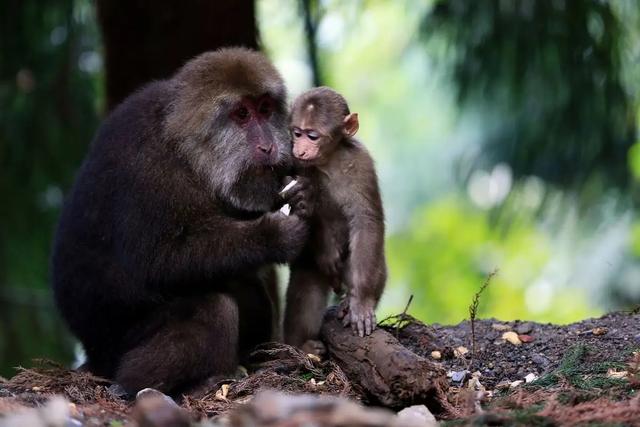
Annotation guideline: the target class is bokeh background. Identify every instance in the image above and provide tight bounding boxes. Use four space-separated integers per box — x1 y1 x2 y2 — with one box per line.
1 0 639 376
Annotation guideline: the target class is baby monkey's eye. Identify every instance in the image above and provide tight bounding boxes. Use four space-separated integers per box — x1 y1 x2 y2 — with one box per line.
292 129 303 138
307 131 319 141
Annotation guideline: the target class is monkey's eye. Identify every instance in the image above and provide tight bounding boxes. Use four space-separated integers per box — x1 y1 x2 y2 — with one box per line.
231 106 251 124
292 129 303 138
257 98 273 117
307 131 319 141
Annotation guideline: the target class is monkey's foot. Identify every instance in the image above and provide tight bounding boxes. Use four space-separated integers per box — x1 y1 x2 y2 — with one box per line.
338 297 377 337
300 339 327 357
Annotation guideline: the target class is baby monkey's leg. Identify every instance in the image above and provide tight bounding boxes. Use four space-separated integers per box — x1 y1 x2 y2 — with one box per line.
284 265 333 355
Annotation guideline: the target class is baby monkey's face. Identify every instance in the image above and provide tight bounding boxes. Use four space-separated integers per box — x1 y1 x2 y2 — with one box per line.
290 126 333 165
290 112 359 167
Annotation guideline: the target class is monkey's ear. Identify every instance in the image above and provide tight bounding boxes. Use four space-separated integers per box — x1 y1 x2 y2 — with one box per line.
343 113 359 137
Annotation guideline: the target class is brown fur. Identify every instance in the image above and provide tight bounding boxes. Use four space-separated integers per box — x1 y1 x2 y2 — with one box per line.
52 48 312 395
284 87 387 348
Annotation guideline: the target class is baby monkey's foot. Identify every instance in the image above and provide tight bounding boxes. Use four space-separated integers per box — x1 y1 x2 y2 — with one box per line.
337 297 377 337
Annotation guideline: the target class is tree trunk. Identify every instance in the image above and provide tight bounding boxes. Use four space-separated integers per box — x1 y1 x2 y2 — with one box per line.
96 0 259 111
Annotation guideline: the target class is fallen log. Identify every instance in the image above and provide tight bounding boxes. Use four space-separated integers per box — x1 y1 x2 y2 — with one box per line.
320 306 448 410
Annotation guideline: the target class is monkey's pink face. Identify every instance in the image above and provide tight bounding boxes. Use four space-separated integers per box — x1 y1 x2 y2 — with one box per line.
291 127 326 164
230 95 281 166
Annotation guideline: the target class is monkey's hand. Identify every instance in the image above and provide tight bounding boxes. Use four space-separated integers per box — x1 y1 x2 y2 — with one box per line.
315 247 342 280
281 176 315 219
267 212 309 262
337 296 377 337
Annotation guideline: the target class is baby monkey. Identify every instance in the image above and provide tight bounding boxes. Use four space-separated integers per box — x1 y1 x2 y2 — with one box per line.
284 87 387 352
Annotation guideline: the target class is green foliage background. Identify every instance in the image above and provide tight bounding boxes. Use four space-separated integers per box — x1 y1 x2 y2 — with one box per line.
260 0 640 324
0 0 102 374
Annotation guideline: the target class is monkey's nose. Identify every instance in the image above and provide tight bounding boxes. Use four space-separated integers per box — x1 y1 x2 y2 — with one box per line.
258 144 273 154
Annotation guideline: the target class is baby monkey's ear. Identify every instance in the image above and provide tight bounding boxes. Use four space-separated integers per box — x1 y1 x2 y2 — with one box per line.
343 113 359 137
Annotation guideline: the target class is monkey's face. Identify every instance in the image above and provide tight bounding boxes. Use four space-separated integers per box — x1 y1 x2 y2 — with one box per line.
164 49 292 212
289 88 359 168
228 95 284 166
291 127 334 166
208 93 292 211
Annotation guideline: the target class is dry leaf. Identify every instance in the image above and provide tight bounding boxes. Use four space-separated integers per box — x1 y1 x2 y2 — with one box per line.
215 383 230 400
502 331 522 345
606 369 628 379
518 334 534 343
307 353 321 363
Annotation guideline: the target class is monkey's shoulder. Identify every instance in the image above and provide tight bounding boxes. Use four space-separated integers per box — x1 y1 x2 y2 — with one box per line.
324 139 375 178
314 139 382 220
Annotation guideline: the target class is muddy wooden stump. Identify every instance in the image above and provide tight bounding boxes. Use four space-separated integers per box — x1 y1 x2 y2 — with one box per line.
320 307 448 410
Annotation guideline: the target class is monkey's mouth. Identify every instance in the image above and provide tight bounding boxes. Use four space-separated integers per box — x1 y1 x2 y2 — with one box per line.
254 157 289 174
293 157 317 168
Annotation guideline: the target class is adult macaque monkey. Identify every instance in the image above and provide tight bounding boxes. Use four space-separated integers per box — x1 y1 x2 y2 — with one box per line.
52 48 312 395
284 87 386 353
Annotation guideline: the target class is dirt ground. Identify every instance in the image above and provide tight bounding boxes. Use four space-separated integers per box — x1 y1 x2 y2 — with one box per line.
395 310 640 389
1 310 638 426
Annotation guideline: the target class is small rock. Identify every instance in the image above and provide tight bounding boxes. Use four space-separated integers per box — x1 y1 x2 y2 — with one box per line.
495 380 511 390
39 396 70 427
515 322 533 335
454 346 469 357
502 331 522 345
518 334 534 343
634 333 640 344
592 327 608 336
396 405 438 427
524 373 538 383
430 351 442 360
450 370 469 385
467 372 485 391
107 383 129 400
1 396 78 427
509 380 524 389
531 353 551 367
230 390 411 427
492 323 511 331
134 388 190 427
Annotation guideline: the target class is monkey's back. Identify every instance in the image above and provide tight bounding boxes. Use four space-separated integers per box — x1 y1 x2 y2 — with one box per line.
50 80 213 374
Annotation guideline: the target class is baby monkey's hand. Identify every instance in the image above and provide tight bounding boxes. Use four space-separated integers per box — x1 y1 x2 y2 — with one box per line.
280 176 315 219
337 296 377 337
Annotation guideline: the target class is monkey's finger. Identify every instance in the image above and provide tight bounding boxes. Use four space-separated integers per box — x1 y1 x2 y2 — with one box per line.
287 192 304 205
357 317 365 337
365 316 373 336
342 315 351 328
